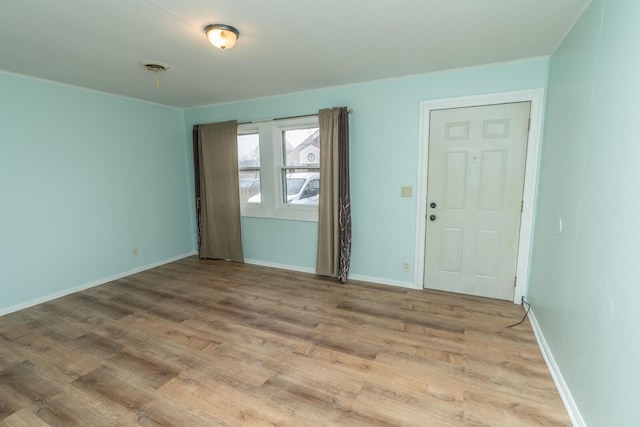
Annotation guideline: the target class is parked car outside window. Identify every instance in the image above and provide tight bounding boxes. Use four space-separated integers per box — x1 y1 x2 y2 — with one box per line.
248 172 319 205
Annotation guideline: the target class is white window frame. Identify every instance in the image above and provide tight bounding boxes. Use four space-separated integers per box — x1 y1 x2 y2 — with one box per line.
239 115 320 222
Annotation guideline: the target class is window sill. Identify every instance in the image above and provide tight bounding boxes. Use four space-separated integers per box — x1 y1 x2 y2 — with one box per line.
241 204 318 222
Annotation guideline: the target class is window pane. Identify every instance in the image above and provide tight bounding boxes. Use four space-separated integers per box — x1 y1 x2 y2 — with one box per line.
282 169 320 205
238 133 260 167
282 128 319 167
239 170 261 203
238 133 260 203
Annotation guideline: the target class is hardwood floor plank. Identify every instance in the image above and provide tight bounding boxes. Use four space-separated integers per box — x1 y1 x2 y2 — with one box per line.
124 313 223 352
159 371 305 426
352 382 465 426
92 318 204 371
371 351 467 404
330 407 400 427
106 350 181 390
254 375 348 422
32 299 112 328
0 360 62 403
312 332 380 361
218 296 324 329
0 339 24 371
10 332 102 384
64 332 123 359
0 257 571 426
463 353 562 404
70 365 156 420
366 359 465 407
0 388 33 422
315 320 466 363
31 385 124 427
137 402 226 427
6 309 88 342
98 290 193 324
0 407 51 427
463 389 570 426
248 317 318 343
190 343 284 390
264 359 365 410
0 319 30 342
62 294 133 321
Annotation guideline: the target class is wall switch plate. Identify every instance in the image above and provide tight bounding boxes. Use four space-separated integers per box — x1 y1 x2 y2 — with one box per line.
132 248 139 257
401 186 413 198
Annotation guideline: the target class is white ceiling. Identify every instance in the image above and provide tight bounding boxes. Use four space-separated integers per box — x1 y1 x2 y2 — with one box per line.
0 0 590 108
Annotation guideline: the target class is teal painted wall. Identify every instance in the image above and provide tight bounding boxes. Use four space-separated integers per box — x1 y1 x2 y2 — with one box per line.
529 0 640 424
185 59 549 283
0 72 194 312
0 57 548 314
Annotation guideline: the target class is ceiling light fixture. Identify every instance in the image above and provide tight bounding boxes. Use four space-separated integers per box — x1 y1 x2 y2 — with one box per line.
204 24 239 50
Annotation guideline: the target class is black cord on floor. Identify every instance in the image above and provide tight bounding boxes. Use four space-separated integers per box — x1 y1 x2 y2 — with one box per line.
506 298 531 328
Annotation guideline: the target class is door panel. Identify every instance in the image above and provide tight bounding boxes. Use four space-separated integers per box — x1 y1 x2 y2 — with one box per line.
424 102 530 300
443 152 468 210
439 227 464 273
479 150 507 211
474 230 501 278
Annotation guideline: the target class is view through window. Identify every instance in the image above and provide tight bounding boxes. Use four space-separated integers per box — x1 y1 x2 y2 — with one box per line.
236 116 320 222
280 128 320 205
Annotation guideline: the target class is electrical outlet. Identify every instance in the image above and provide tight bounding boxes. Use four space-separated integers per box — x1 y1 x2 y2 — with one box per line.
132 248 139 257
402 261 410 272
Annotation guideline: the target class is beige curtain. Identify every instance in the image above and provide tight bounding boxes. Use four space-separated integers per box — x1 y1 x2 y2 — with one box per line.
195 120 244 262
316 107 351 282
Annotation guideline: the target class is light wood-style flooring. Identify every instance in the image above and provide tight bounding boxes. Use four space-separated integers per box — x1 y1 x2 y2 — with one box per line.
0 257 571 426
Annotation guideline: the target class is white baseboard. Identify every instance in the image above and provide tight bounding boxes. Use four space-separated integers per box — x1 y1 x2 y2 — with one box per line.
528 308 586 427
244 259 316 274
0 252 197 316
348 273 415 289
244 259 415 289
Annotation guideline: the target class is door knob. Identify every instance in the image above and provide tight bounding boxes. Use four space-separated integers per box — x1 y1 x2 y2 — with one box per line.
429 215 436 221
430 202 437 208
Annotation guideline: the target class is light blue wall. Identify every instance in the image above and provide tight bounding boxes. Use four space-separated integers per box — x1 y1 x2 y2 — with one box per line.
0 72 194 313
0 56 548 314
528 0 640 424
185 59 549 283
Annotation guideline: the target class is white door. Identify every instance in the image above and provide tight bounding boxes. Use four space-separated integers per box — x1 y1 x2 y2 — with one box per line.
424 102 531 300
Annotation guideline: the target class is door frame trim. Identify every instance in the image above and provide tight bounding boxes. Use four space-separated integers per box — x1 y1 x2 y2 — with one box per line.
414 89 545 304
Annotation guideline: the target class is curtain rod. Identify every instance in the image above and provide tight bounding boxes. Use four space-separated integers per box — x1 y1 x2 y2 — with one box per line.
239 108 352 125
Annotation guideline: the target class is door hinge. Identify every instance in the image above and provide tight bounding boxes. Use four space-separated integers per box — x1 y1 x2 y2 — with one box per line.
528 118 531 132
521 200 524 212
514 276 517 287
